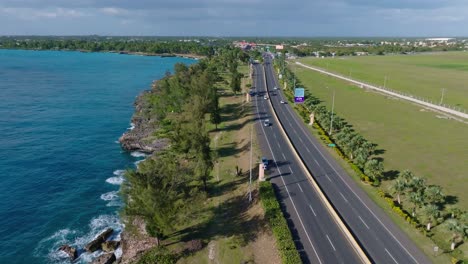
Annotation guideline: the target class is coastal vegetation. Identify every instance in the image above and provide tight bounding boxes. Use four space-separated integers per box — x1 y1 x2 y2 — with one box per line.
0 37 218 56
275 54 468 262
121 47 282 263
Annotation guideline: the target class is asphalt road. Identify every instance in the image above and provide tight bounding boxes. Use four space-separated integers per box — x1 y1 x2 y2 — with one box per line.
251 62 362 264
262 55 432 264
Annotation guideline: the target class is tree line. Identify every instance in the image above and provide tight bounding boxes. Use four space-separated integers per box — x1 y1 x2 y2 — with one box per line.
0 38 219 56
122 46 245 246
275 54 467 258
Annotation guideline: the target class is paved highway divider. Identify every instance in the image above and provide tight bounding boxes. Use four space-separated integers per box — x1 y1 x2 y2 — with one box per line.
262 65 371 264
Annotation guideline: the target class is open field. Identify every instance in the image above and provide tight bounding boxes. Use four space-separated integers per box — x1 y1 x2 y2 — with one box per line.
297 52 468 109
290 63 468 210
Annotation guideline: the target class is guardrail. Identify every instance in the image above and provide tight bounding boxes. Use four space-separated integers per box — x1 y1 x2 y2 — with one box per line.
295 62 468 120
262 64 371 264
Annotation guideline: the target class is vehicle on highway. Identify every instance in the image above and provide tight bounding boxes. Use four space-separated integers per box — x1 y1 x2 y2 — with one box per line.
249 91 256 96
261 157 269 169
274 86 278 90
263 95 268 100
280 100 286 104
263 119 270 127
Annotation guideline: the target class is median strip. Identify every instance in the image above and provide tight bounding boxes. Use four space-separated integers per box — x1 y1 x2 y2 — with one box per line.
262 64 371 264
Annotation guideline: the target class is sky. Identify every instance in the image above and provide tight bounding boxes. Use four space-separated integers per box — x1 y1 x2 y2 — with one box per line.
0 0 467 36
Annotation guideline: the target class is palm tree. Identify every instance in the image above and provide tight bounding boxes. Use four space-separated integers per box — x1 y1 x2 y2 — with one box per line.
399 170 414 186
361 141 375 157
364 159 384 182
353 147 369 170
422 204 440 230
447 207 462 219
424 186 445 205
409 176 426 193
409 192 424 217
390 179 406 205
445 219 465 250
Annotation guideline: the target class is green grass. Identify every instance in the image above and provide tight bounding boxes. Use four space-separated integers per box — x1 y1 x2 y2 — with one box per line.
290 64 468 210
297 52 468 109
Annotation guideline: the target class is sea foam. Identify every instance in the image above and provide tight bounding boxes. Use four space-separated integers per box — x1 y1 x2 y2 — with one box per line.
100 191 118 201
130 151 147 158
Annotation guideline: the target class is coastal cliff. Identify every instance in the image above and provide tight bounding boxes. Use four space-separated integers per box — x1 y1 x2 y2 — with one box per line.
119 88 169 153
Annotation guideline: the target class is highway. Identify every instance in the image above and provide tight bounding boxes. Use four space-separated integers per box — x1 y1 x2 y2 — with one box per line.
251 62 363 264
262 55 432 264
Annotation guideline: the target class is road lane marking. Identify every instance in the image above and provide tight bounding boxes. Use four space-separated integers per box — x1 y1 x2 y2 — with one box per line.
309 205 317 216
273 133 277 139
289 166 293 174
298 183 304 193
299 137 304 143
282 96 421 264
254 65 323 264
359 215 370 229
339 192 348 203
385 248 399 264
276 142 281 149
282 153 286 160
306 147 311 153
314 159 320 166
326 175 332 182
326 235 336 251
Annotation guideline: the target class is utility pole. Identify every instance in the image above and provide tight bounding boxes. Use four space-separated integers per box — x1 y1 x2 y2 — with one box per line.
248 124 253 203
329 90 335 135
439 88 446 105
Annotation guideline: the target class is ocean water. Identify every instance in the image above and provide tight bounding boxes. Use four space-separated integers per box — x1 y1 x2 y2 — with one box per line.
0 49 195 264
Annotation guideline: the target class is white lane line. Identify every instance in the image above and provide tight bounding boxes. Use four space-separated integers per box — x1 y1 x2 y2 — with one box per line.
276 142 281 149
385 248 399 264
289 166 294 174
273 133 277 139
358 215 370 229
299 137 304 143
306 147 311 153
309 205 317 216
314 159 320 166
298 183 304 193
326 235 336 251
284 97 421 264
282 153 286 160
326 175 332 182
339 192 348 203
254 66 323 264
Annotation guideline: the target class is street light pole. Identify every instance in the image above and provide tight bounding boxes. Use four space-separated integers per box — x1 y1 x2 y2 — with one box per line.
249 123 253 203
329 90 335 135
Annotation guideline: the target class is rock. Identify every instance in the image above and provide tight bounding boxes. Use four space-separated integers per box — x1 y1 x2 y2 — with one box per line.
85 228 114 252
185 239 203 252
102 240 120 252
118 90 169 154
91 253 116 264
58 244 77 260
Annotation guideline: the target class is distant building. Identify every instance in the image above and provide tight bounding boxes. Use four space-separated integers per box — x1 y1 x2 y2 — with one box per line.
275 45 284 50
355 52 368 56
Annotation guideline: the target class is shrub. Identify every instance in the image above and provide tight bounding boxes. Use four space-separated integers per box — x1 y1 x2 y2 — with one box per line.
259 181 302 264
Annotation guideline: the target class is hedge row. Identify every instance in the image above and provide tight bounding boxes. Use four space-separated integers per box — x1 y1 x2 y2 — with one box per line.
259 181 302 264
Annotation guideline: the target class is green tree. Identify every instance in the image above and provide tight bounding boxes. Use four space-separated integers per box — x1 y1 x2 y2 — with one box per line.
409 192 424 217
364 159 384 183
421 204 440 230
424 186 445 205
230 72 241 95
445 219 466 250
390 179 406 205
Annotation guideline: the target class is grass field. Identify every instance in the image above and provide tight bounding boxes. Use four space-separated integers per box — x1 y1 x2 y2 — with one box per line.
286 63 468 262
297 52 468 109
289 63 468 210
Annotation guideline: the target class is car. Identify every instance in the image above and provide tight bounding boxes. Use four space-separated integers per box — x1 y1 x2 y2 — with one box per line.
263 95 268 100
263 119 270 127
274 86 278 90
249 91 256 96
261 157 269 169
280 100 286 104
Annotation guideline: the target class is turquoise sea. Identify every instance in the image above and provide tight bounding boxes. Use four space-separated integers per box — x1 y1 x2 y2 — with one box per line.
0 49 195 264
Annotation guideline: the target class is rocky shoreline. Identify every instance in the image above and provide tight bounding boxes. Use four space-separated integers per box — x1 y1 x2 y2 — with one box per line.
119 89 169 153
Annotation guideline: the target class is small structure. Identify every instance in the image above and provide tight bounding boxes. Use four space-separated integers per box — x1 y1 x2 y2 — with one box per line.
309 112 315 126
259 163 265 181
